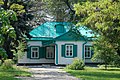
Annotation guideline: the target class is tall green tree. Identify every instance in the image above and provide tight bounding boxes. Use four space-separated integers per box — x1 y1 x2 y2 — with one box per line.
27 0 85 27
92 36 118 69
0 0 34 58
0 8 17 59
33 0 81 22
74 0 120 65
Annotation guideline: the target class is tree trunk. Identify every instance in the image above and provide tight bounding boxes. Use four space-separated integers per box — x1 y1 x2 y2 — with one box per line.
105 63 107 70
3 35 13 59
117 48 120 56
3 0 8 10
64 0 75 14
64 0 75 21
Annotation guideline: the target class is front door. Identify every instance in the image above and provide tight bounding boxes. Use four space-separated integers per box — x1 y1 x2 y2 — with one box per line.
46 46 55 59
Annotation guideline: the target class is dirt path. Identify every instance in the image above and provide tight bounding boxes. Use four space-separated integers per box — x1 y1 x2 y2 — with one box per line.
17 65 80 80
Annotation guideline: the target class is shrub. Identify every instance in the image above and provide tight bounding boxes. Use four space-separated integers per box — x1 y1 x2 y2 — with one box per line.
2 59 14 70
66 58 85 70
0 48 7 60
112 56 120 67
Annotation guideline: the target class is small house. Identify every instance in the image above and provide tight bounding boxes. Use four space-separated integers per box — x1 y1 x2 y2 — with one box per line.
18 22 95 65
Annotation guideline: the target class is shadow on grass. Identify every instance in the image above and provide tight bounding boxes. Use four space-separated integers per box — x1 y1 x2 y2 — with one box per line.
100 68 120 71
67 69 120 80
0 69 31 80
0 76 20 80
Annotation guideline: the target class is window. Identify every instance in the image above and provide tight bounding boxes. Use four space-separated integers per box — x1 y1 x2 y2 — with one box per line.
85 46 91 58
65 45 73 57
46 47 54 58
55 24 65 33
31 47 39 58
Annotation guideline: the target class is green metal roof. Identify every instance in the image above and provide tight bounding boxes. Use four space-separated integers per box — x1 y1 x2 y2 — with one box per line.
30 37 53 41
29 22 95 41
29 22 73 38
55 30 86 41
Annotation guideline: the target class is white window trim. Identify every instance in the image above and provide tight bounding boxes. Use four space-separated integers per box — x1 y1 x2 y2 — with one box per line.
31 47 39 58
65 45 73 57
84 45 92 58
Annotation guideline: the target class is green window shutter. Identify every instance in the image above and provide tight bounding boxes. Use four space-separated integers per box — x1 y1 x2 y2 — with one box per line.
61 45 65 57
73 45 77 57
37 47 40 59
27 46 31 58
42 47 46 58
39 47 42 58
39 47 46 58
91 47 94 57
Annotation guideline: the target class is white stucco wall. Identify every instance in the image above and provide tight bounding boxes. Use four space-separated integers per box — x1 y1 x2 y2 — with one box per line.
18 52 55 64
55 41 84 65
18 40 97 64
18 41 55 64
27 41 42 47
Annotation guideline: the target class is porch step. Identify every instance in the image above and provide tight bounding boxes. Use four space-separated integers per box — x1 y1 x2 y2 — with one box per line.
42 64 51 68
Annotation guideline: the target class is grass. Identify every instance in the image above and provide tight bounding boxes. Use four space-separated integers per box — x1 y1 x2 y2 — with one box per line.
0 65 31 80
65 67 120 80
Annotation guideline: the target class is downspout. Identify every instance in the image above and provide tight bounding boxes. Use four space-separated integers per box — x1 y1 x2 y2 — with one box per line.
55 43 58 65
54 37 58 65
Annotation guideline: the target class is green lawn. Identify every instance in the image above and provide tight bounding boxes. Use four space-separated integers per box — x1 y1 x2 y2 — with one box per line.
65 67 120 80
0 66 31 80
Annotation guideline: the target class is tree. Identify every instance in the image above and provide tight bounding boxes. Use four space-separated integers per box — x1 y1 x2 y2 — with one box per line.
26 0 84 27
74 0 120 66
92 36 118 69
0 0 34 58
0 8 17 41
0 8 17 59
32 0 81 23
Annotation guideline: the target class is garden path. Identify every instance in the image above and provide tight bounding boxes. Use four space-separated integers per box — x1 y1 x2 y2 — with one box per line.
17 65 80 80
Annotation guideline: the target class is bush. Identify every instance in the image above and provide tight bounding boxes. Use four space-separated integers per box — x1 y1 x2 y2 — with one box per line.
2 59 14 70
66 58 85 70
0 48 7 60
112 56 120 67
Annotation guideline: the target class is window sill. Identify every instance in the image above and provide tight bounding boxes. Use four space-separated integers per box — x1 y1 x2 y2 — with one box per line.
85 57 91 59
45 58 55 59
30 58 39 59
64 56 74 58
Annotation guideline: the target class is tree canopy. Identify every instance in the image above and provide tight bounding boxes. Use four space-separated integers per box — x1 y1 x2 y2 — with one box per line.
31 0 82 23
0 8 17 59
74 0 120 66
74 0 120 53
0 0 34 59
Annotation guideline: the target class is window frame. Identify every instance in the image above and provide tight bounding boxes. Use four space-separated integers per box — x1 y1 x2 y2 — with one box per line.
65 45 73 57
84 45 92 58
31 47 39 59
